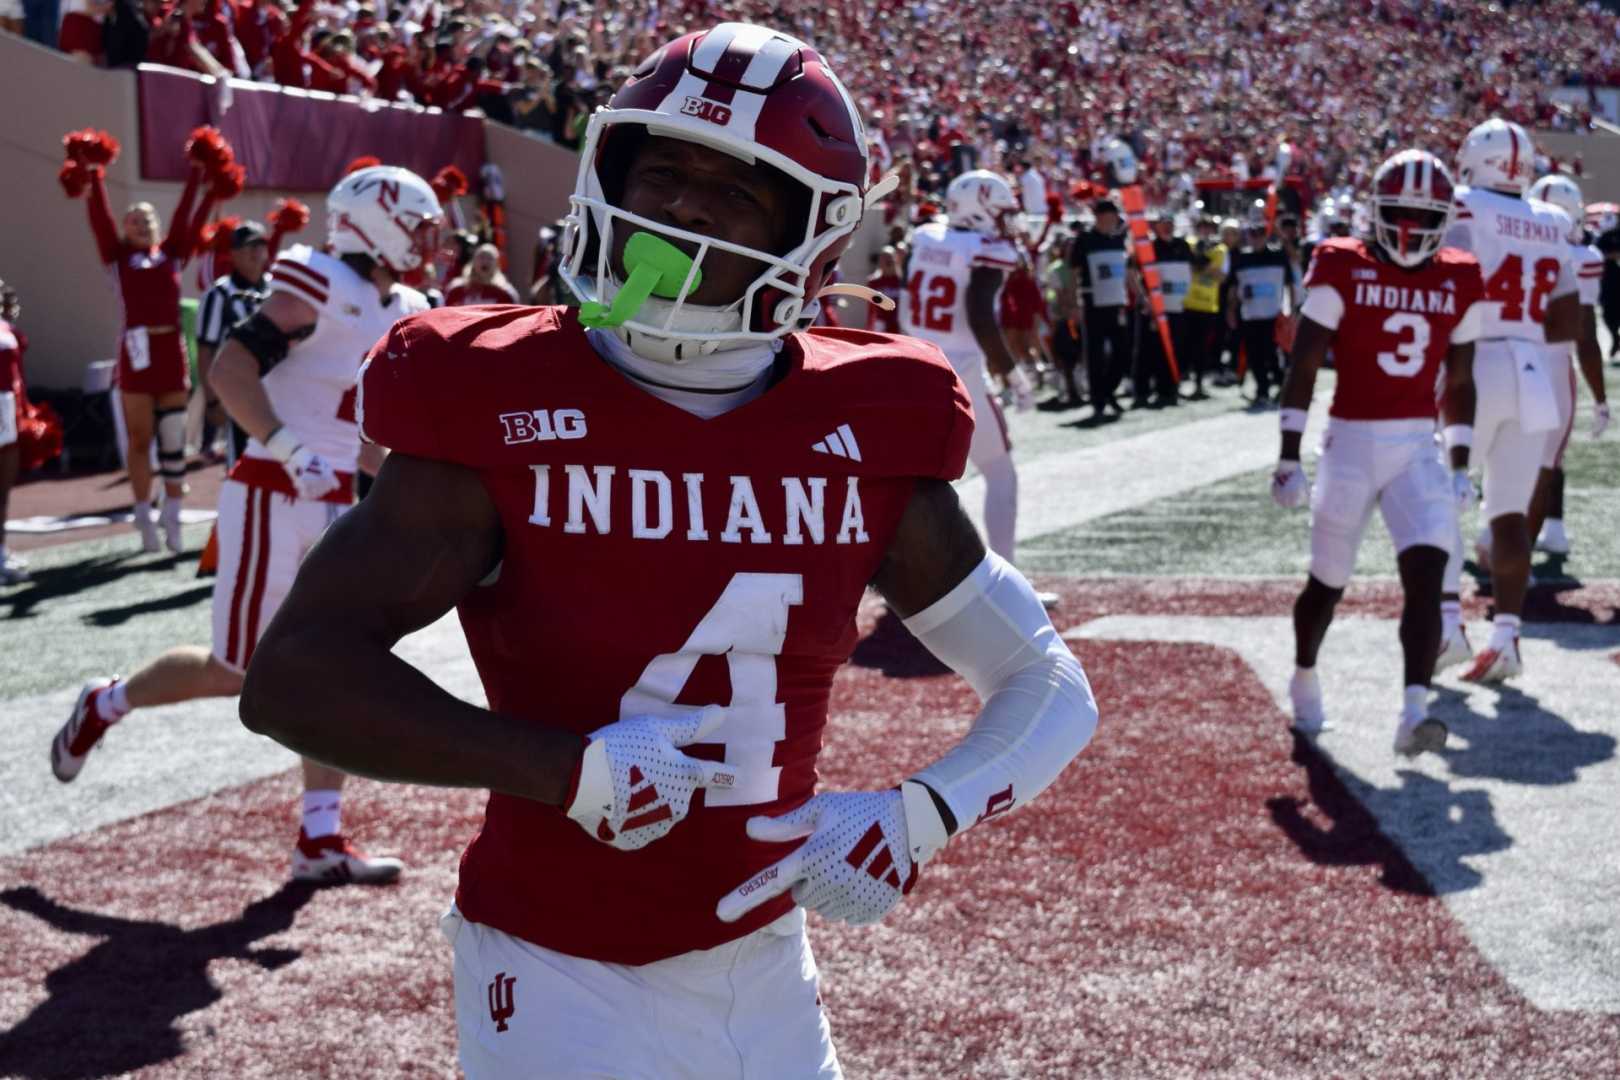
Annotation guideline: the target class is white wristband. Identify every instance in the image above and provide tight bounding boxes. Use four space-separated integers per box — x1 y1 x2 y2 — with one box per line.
1279 407 1309 434
1442 424 1473 450
265 425 302 464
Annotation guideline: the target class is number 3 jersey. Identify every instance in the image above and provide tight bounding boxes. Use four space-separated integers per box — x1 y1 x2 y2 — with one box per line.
359 306 973 965
902 220 1020 360
1299 237 1485 421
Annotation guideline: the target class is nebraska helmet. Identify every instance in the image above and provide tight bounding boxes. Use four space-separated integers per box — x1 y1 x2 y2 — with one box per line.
326 166 444 274
1370 149 1455 269
944 170 1021 238
1100 137 1138 187
559 22 869 362
1528 174 1584 242
1456 118 1535 196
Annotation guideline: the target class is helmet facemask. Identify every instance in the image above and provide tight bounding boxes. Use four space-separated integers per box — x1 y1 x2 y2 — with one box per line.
1374 201 1449 268
561 120 852 363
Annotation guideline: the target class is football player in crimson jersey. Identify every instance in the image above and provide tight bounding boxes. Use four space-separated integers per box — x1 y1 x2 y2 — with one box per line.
51 166 439 887
238 23 1098 1078
1269 149 1486 756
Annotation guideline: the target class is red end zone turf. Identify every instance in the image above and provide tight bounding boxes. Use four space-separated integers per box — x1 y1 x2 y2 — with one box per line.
1 583 1617 1077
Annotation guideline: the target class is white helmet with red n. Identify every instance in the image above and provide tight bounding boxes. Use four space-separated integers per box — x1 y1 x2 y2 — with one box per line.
1370 149 1455 268
327 165 444 274
1456 118 1535 196
944 170 1022 238
559 22 869 362
1528 174 1584 242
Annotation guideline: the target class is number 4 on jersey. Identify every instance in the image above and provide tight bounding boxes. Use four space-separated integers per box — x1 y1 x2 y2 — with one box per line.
619 573 803 808
1483 253 1561 323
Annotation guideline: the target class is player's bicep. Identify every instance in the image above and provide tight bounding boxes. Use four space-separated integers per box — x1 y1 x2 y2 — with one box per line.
871 478 987 618
257 290 319 334
271 452 503 647
965 267 1002 332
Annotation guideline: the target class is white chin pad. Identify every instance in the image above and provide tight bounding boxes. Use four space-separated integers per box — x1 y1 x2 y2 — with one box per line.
900 553 1098 836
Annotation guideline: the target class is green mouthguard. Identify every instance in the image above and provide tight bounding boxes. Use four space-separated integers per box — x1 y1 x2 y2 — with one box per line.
577 231 703 329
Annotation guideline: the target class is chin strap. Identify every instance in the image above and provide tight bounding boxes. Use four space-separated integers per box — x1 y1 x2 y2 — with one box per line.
815 282 896 310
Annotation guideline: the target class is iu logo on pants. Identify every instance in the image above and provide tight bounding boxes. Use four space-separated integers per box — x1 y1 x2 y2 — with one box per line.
488 972 516 1033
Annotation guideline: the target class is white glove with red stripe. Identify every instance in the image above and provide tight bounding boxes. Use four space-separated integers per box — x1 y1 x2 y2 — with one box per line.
1271 459 1310 509
716 785 948 927
266 426 341 501
564 706 732 852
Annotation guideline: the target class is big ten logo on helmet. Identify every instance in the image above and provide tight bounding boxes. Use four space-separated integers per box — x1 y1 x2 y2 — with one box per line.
500 408 587 445
680 96 733 126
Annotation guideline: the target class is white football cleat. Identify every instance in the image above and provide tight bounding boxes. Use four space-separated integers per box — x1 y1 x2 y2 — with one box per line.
1394 715 1448 757
1460 635 1522 684
291 830 404 885
1435 625 1473 673
1289 670 1330 734
1535 519 1571 555
0 554 29 585
51 678 118 783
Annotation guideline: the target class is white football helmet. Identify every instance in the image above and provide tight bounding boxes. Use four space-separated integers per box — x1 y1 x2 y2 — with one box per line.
1101 137 1138 186
1456 118 1535 196
945 170 1022 238
327 166 444 274
1528 174 1584 242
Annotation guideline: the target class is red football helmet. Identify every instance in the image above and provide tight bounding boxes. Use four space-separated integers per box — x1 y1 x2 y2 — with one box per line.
558 22 870 362
1370 149 1454 269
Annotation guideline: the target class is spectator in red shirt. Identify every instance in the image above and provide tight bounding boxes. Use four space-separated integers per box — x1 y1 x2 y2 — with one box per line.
445 244 519 306
233 0 286 77
864 245 903 334
308 30 376 96
59 0 112 63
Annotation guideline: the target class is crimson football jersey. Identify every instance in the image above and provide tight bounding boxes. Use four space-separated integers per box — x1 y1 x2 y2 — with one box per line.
1300 237 1485 421
359 306 972 965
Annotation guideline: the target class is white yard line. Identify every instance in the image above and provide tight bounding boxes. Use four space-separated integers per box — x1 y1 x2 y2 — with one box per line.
1069 613 1620 1013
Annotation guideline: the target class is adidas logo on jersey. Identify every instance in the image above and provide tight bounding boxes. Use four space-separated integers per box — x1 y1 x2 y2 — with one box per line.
811 424 862 461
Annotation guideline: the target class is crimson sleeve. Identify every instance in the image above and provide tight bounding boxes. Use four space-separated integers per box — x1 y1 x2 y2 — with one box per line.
85 168 122 265
937 368 974 481
356 318 446 461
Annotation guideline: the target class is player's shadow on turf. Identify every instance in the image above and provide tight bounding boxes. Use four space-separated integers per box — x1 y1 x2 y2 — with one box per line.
1432 683 1615 786
848 607 952 678
82 584 214 627
0 881 315 1079
0 551 199 621
1267 733 1436 895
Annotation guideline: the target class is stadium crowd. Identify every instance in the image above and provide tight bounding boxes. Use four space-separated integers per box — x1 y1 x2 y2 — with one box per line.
8 0 1617 192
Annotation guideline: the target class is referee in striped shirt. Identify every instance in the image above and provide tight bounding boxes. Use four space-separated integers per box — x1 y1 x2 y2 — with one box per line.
197 222 270 464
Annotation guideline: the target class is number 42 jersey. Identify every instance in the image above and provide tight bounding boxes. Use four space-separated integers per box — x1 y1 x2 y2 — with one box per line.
359 306 973 966
1299 237 1485 421
902 220 1019 359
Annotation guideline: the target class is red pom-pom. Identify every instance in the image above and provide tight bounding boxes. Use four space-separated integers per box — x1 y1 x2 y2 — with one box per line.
431 165 468 203
62 128 119 167
345 155 382 175
270 198 311 233
58 159 90 199
210 163 246 201
185 126 233 172
199 215 240 258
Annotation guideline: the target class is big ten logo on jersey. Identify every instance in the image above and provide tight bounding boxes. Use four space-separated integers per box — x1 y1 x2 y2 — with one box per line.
906 270 957 333
680 96 733 126
500 408 587 444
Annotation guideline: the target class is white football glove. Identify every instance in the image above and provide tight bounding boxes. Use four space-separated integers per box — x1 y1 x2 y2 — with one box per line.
265 426 342 501
286 447 343 501
1271 459 1309 509
1594 402 1611 439
717 789 931 927
1452 469 1477 512
564 706 732 852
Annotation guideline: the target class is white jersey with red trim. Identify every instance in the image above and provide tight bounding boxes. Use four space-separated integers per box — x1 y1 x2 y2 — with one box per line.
1573 240 1604 309
1444 187 1577 342
257 244 429 467
902 221 1019 361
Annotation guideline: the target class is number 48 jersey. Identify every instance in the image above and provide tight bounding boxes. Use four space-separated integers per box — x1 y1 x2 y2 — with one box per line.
1445 186 1577 342
1299 237 1486 421
903 220 1019 359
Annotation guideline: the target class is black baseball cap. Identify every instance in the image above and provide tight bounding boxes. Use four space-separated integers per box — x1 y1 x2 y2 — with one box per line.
1092 198 1119 216
231 221 268 248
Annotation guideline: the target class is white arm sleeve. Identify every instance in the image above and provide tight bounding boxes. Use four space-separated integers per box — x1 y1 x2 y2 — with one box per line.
898 553 1098 863
1299 285 1344 331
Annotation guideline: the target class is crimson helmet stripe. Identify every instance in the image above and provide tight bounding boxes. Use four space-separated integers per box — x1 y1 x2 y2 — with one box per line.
1508 124 1521 181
